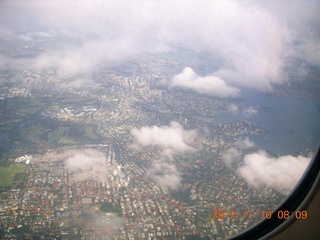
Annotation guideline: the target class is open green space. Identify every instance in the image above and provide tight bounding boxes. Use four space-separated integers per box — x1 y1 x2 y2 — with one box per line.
6 98 45 115
1 96 101 166
47 124 102 146
29 125 46 138
0 164 26 187
11 225 32 234
16 106 41 115
18 122 101 146
84 126 99 139
48 128 66 143
59 97 97 106
100 202 119 214
0 126 13 131
57 136 77 145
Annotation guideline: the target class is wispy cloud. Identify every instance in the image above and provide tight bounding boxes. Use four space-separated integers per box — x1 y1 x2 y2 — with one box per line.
226 104 240 114
0 0 318 90
40 149 112 183
234 137 255 150
243 107 259 117
146 161 182 190
130 122 199 189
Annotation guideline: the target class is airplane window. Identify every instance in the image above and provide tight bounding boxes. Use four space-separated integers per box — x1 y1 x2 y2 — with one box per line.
229 147 320 239
0 1 319 239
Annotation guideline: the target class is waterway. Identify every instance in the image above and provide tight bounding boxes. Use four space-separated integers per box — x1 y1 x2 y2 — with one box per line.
214 89 320 155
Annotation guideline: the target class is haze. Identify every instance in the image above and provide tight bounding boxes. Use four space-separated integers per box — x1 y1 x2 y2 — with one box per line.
0 0 319 95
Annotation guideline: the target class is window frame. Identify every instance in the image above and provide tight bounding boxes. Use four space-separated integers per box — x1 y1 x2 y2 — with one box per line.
229 146 320 240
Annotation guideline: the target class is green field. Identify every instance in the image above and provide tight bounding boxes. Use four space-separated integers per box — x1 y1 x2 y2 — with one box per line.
60 97 97 105
1 97 101 166
48 128 66 143
57 136 77 145
0 165 26 187
85 126 99 139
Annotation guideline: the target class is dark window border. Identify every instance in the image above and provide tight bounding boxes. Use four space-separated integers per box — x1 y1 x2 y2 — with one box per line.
229 146 320 240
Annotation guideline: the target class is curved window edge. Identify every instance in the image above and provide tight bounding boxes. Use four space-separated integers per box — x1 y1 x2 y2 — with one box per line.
229 145 320 240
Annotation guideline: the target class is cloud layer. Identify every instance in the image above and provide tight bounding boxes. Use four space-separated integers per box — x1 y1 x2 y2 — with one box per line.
171 67 240 98
0 0 319 90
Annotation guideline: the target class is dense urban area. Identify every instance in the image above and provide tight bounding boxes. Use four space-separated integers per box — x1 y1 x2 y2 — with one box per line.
0 51 317 239
1 1 320 239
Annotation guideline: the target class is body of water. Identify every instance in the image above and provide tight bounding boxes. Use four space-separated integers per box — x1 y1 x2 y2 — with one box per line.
215 89 320 155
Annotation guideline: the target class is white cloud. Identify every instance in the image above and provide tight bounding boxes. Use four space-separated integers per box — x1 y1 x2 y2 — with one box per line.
222 147 242 168
146 161 182 190
35 148 124 233
222 137 254 167
256 0 320 66
226 104 239 114
223 136 311 195
226 105 259 117
295 40 320 66
0 26 14 40
171 67 240 98
243 107 259 117
29 31 54 38
29 38 139 77
64 149 111 182
0 0 319 89
238 151 310 195
130 121 197 157
62 77 95 89
83 212 124 232
234 137 255 149
18 35 33 41
131 122 197 190
41 149 112 183
71 211 124 237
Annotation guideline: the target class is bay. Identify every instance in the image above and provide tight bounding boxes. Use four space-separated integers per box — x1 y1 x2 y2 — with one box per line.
215 89 320 155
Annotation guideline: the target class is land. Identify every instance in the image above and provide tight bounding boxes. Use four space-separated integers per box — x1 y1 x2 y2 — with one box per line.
0 50 318 240
0 165 26 189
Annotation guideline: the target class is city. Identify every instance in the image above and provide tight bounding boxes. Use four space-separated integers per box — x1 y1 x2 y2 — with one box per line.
0 1 319 239
0 60 289 239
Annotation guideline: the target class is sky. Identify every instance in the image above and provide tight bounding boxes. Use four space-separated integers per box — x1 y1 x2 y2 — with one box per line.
0 0 319 96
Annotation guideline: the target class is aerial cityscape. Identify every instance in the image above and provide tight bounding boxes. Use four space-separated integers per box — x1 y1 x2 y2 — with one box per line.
0 1 319 239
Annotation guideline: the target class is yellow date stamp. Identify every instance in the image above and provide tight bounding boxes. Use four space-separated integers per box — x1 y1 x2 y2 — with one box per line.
212 209 308 220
